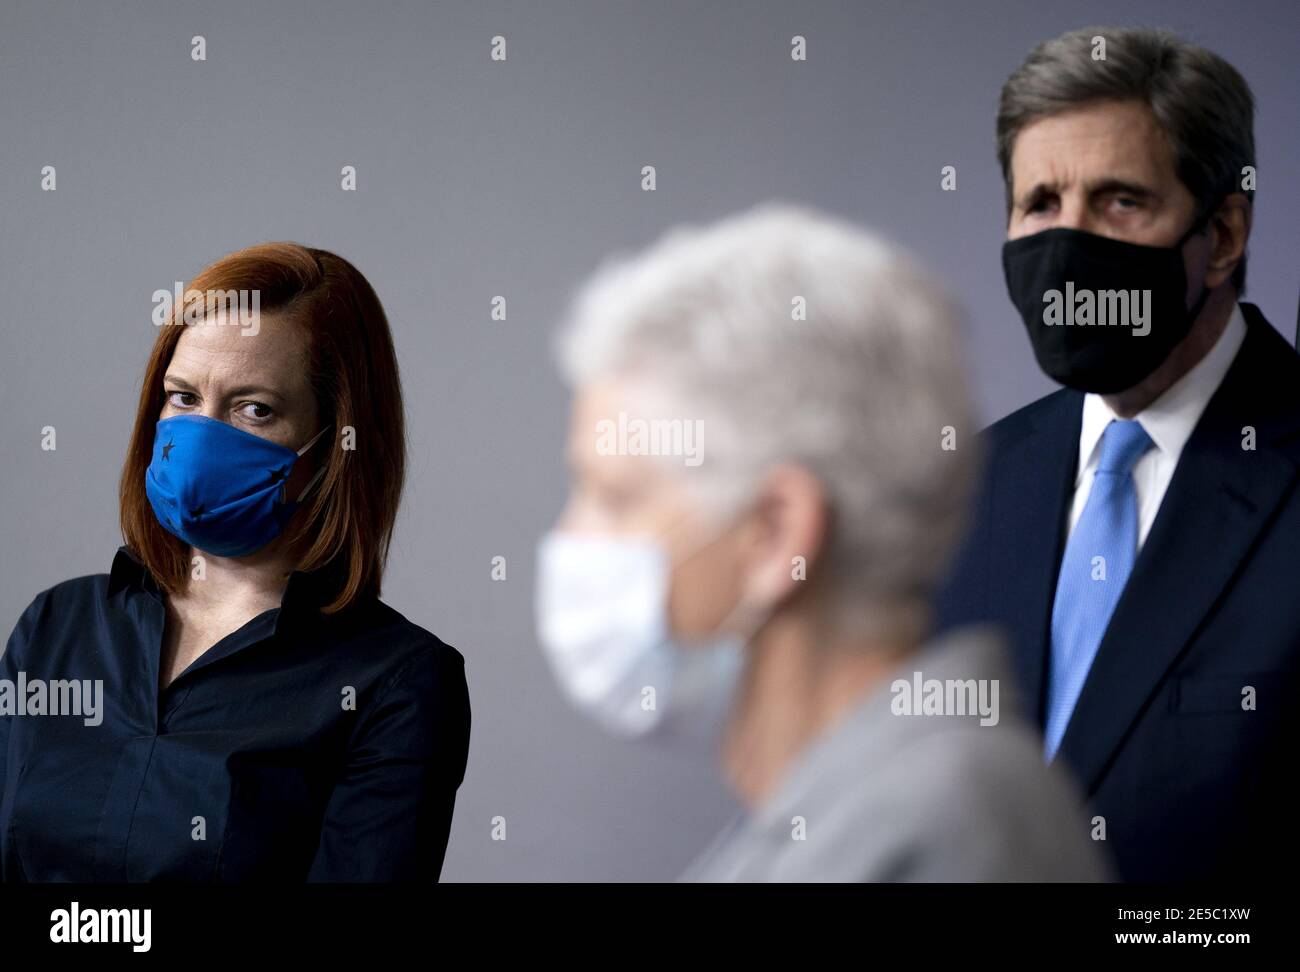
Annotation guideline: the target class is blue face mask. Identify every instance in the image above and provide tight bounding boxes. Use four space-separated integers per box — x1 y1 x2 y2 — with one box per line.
145 415 330 557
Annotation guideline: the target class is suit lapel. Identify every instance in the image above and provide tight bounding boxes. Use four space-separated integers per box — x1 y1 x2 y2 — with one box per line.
1058 306 1300 793
989 390 1082 727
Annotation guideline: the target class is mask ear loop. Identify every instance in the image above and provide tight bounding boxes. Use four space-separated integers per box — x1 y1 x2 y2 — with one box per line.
292 426 332 503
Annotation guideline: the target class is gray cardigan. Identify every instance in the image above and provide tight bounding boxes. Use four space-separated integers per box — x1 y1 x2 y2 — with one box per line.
679 627 1110 882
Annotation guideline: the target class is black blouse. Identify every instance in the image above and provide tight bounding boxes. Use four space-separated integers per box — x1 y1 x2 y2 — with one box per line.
0 547 470 882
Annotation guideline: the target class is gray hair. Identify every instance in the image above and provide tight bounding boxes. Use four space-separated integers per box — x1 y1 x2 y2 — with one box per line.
997 26 1256 292
557 203 977 639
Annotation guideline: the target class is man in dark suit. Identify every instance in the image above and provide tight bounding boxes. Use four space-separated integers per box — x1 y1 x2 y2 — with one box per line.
935 26 1298 881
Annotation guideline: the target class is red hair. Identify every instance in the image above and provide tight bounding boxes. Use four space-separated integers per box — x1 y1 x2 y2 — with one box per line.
119 243 406 612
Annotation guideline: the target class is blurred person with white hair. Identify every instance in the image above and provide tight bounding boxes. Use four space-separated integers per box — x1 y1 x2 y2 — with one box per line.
535 204 1108 881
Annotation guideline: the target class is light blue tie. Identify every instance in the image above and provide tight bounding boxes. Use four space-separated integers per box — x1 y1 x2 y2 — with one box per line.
1044 418 1153 760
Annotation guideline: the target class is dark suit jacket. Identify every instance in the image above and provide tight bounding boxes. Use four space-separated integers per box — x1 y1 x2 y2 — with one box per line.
934 302 1300 882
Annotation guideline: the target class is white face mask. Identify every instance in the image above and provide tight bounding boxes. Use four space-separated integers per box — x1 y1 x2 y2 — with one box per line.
534 529 750 744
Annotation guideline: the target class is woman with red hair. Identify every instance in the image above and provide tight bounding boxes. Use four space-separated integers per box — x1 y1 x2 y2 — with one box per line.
0 244 470 882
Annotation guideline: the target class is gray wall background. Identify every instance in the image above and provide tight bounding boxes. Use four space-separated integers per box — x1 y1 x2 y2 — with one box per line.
1 0 1295 881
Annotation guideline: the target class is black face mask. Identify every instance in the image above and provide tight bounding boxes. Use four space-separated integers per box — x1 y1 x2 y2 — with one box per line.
1002 221 1211 394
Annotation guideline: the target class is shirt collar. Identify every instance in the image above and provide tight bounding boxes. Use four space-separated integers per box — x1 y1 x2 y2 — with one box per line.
106 544 340 633
107 545 157 598
1075 301 1247 485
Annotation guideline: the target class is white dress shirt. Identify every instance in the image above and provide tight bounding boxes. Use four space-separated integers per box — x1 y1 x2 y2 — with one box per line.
1067 302 1247 550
